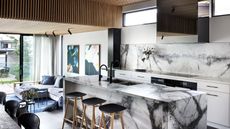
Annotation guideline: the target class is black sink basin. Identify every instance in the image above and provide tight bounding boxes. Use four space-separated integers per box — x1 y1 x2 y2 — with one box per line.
102 78 141 86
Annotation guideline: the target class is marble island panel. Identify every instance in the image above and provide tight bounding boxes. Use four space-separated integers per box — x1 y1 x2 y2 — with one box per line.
64 75 207 129
65 75 206 102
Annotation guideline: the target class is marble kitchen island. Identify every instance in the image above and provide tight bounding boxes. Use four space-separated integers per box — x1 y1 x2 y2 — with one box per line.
64 76 207 129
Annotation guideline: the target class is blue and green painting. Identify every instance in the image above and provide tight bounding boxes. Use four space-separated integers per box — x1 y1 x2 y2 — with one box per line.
85 44 100 75
67 45 79 73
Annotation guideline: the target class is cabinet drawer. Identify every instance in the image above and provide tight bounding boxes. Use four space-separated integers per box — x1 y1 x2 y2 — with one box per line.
132 73 151 83
115 70 132 80
199 89 230 127
198 82 230 93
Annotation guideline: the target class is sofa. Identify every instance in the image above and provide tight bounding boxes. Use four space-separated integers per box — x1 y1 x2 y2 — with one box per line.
14 75 63 107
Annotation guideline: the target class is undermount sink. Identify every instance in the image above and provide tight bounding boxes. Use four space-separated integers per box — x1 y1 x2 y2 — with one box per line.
102 78 141 86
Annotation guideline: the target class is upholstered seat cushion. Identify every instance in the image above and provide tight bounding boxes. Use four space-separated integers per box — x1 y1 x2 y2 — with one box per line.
48 88 63 107
48 88 63 98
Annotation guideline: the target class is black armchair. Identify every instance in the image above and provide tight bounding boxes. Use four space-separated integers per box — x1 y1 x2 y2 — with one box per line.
16 100 28 117
18 113 40 129
5 100 20 121
0 91 6 105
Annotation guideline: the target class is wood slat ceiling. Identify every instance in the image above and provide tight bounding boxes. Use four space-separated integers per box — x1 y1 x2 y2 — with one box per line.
0 18 107 35
90 0 150 6
0 0 122 28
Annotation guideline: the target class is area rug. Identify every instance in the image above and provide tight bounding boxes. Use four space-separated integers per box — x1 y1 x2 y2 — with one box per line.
6 93 57 113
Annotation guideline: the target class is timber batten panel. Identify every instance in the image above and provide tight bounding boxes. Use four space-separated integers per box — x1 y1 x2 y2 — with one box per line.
0 0 122 27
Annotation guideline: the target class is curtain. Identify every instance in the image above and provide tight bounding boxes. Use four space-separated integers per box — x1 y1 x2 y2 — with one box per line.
53 36 62 76
32 35 61 82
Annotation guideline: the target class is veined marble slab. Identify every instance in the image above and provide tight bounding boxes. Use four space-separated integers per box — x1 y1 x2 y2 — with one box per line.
64 76 207 129
121 43 230 79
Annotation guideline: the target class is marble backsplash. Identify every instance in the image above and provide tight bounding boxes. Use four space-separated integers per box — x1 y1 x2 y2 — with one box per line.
121 43 230 79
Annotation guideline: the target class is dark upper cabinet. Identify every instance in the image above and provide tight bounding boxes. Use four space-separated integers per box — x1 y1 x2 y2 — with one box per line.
108 28 121 67
157 0 198 35
198 17 209 42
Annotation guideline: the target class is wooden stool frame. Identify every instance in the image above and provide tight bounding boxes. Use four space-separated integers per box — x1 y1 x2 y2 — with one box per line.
81 104 103 129
99 111 124 129
62 96 84 129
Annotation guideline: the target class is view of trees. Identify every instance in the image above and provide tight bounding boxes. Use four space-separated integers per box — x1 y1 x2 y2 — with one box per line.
0 34 33 83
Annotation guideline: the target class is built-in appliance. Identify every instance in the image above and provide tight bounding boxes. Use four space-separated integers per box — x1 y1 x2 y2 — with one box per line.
151 77 197 90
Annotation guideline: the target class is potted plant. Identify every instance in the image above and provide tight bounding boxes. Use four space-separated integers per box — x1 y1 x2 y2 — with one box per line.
21 88 38 101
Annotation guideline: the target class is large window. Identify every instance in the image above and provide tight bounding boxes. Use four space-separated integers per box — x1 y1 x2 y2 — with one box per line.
213 0 230 16
23 36 34 81
0 34 20 82
123 8 157 26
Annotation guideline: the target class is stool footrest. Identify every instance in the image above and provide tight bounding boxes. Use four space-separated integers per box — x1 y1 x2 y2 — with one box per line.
64 118 73 123
75 115 83 119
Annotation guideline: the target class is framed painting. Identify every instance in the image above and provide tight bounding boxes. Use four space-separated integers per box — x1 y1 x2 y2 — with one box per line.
67 45 79 73
85 44 100 75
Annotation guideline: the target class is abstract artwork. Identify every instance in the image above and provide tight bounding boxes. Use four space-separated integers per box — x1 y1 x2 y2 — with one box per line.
85 44 100 75
67 45 79 73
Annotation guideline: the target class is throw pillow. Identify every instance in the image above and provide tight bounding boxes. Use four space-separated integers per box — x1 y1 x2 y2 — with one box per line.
41 76 55 85
54 76 63 88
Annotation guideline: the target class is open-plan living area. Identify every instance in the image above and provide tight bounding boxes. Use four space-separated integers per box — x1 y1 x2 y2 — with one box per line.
0 0 230 129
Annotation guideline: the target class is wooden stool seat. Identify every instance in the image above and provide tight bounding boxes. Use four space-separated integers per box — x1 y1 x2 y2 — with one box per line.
99 103 126 113
99 103 126 129
62 92 86 129
66 92 87 98
82 97 106 106
81 97 106 129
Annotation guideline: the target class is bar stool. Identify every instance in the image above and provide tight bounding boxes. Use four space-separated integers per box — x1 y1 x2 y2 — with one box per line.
81 97 106 129
99 103 126 129
62 92 86 129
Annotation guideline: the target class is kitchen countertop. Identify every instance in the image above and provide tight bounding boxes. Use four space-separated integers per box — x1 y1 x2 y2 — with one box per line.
115 68 230 85
65 75 205 102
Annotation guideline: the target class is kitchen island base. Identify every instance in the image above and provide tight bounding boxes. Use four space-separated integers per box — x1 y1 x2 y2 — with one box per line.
64 76 207 129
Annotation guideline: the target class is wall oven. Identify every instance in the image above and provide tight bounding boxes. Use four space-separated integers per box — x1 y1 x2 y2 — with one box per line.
151 77 197 90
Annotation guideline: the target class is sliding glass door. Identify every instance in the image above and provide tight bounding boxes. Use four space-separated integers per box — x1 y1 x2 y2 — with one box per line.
22 35 34 81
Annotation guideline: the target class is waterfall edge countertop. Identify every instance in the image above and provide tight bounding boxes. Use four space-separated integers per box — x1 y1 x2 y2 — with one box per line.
65 75 207 129
65 75 206 103
0 105 21 129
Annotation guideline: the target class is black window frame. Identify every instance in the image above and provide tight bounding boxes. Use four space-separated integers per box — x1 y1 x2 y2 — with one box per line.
0 32 33 82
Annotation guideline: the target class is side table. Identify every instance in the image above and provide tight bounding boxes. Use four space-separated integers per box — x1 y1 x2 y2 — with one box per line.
26 100 35 113
37 89 48 107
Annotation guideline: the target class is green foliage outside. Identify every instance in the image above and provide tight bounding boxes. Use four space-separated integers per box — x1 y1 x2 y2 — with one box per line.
1 35 33 83
22 39 33 81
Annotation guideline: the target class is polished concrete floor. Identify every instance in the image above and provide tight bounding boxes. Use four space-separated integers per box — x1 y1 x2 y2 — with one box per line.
36 110 72 129
36 110 217 129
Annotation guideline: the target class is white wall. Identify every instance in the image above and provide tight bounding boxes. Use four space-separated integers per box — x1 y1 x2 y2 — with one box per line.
157 35 198 43
210 15 230 42
63 30 108 76
121 24 157 44
121 0 156 45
